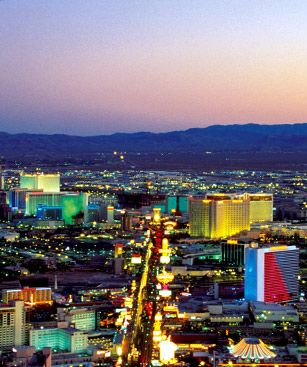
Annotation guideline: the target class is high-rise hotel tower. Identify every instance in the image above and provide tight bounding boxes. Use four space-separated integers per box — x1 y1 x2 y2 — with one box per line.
189 193 250 239
20 173 60 193
245 244 299 303
249 193 273 223
189 193 273 239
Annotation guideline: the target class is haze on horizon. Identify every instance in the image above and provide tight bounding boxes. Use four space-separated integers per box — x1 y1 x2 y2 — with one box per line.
1 0 307 136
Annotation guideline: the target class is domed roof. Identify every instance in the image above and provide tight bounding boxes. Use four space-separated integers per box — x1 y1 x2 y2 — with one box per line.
231 337 276 360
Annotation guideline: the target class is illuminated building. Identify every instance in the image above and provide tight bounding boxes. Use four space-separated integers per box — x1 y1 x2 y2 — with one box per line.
20 173 60 193
245 244 299 302
26 192 88 225
26 192 62 215
153 207 161 223
221 240 249 266
9 188 42 211
166 195 188 215
159 237 171 264
30 327 88 353
114 243 124 274
248 193 273 223
58 308 96 331
159 337 177 364
131 254 142 264
156 268 174 285
37 205 62 220
0 301 26 348
2 287 52 305
107 206 114 223
114 243 123 258
61 192 88 225
153 312 163 343
250 302 299 323
189 194 250 239
157 268 174 298
189 197 210 237
189 193 273 238
87 203 103 223
230 337 276 360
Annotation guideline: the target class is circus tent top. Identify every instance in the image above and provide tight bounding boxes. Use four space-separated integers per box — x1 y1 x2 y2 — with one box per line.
230 337 276 360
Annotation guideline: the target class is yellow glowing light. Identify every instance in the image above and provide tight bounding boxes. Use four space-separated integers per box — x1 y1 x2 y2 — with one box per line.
153 319 162 343
163 221 177 228
160 255 170 264
162 238 169 249
227 239 238 245
131 279 137 291
124 297 133 308
159 337 177 364
270 246 287 251
231 338 276 360
153 332 162 343
155 312 163 321
159 289 172 297
153 208 161 223
157 269 174 284
131 256 142 264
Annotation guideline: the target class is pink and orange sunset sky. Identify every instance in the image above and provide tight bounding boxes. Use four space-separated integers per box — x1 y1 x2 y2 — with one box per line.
0 0 307 135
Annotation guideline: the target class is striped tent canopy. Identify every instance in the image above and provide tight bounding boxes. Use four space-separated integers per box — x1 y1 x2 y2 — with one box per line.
231 337 276 360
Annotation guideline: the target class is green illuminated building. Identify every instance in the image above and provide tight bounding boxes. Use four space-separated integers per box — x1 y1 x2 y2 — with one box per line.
26 192 88 225
59 308 96 331
20 173 60 193
167 195 188 214
30 327 88 353
61 193 88 225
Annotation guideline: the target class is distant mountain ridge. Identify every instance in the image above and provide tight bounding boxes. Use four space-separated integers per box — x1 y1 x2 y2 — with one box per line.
0 123 306 158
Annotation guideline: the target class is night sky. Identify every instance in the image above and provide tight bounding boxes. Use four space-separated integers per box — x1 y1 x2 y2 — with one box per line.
1 0 307 135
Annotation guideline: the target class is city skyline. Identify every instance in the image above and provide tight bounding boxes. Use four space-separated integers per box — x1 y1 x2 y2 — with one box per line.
1 0 307 135
0 168 305 365
0 2 306 365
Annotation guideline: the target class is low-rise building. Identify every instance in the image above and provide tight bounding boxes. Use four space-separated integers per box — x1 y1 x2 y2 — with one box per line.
2 287 52 305
250 301 299 323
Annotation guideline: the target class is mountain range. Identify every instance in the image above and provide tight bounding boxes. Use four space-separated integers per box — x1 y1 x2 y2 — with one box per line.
0 124 306 159
0 123 306 170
